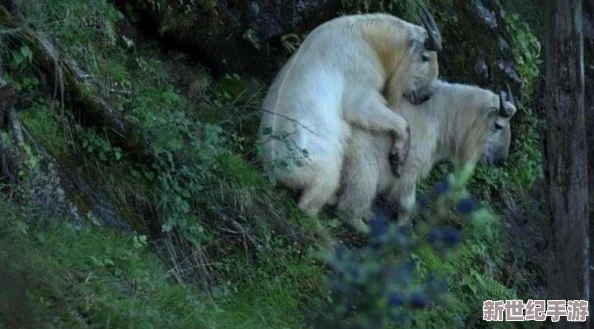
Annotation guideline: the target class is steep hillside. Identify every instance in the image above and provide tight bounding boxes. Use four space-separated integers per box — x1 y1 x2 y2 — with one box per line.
0 0 546 328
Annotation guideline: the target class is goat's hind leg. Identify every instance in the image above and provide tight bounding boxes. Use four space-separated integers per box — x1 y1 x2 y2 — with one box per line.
297 157 343 218
335 146 380 233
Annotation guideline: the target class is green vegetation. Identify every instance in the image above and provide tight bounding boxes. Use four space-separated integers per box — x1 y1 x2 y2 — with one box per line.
1 2 330 328
470 10 543 198
338 0 544 199
137 0 218 35
0 0 545 328
0 195 326 329
315 164 532 329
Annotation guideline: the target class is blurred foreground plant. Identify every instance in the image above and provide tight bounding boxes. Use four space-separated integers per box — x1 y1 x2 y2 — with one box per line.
313 163 491 328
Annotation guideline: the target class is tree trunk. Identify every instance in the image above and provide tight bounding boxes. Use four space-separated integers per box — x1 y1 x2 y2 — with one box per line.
583 0 594 315
544 0 590 328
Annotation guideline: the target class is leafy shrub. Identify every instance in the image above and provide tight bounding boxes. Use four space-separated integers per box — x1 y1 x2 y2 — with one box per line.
312 164 486 328
0 192 328 329
468 9 543 196
339 0 429 18
311 160 533 329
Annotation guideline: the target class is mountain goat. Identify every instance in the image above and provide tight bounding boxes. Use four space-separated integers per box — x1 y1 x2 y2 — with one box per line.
336 81 518 231
258 9 443 217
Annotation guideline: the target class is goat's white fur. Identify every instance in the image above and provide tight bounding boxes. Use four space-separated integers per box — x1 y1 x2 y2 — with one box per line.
257 13 439 217
336 80 517 230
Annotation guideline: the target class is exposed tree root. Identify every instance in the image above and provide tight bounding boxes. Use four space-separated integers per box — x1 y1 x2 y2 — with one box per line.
1 5 156 165
0 42 21 185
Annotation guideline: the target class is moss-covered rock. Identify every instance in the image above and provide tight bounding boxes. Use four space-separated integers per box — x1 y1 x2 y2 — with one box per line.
338 0 522 96
431 0 522 91
114 0 342 80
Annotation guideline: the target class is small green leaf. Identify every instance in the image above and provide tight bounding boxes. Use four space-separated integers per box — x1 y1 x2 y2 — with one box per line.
12 52 24 66
20 46 33 61
180 189 191 198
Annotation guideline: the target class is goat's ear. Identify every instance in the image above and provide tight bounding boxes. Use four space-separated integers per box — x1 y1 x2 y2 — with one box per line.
407 38 423 55
481 106 498 118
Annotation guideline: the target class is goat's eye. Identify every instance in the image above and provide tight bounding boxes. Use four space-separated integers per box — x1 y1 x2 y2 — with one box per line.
421 53 430 62
493 122 504 131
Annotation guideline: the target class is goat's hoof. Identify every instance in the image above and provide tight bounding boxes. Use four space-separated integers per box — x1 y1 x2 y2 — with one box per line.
350 219 370 235
389 153 403 177
389 129 410 177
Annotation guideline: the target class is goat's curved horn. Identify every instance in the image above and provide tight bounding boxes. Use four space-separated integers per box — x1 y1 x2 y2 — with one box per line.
499 90 514 118
499 91 506 116
505 83 515 106
419 6 443 52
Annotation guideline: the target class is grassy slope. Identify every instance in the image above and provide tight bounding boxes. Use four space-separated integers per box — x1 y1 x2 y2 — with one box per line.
2 1 329 328
0 0 543 328
0 197 326 329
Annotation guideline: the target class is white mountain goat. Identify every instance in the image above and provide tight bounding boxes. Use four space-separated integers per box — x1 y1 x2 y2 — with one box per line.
257 9 443 218
336 81 518 231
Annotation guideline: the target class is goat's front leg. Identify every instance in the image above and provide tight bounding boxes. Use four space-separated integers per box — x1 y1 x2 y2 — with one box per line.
384 181 416 225
342 90 410 177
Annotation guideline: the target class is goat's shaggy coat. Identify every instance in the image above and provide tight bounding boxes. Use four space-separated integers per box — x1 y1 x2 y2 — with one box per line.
257 13 440 217
336 80 517 230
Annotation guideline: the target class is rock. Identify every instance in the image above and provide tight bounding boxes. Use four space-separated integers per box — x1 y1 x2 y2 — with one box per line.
430 0 522 96
498 36 511 53
474 52 489 79
23 143 134 232
114 0 523 95
470 0 498 29
113 0 341 81
63 165 134 232
496 59 522 83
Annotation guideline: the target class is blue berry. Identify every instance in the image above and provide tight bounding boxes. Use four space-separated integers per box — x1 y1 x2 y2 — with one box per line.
388 292 405 308
370 213 388 239
398 224 412 237
456 197 476 214
395 224 412 247
393 261 414 283
426 273 437 284
403 260 416 274
416 192 429 210
425 273 448 295
409 291 429 309
333 243 346 261
428 229 443 247
441 227 462 247
432 177 450 196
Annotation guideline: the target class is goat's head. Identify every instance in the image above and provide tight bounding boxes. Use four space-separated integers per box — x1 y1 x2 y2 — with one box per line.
480 84 518 168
